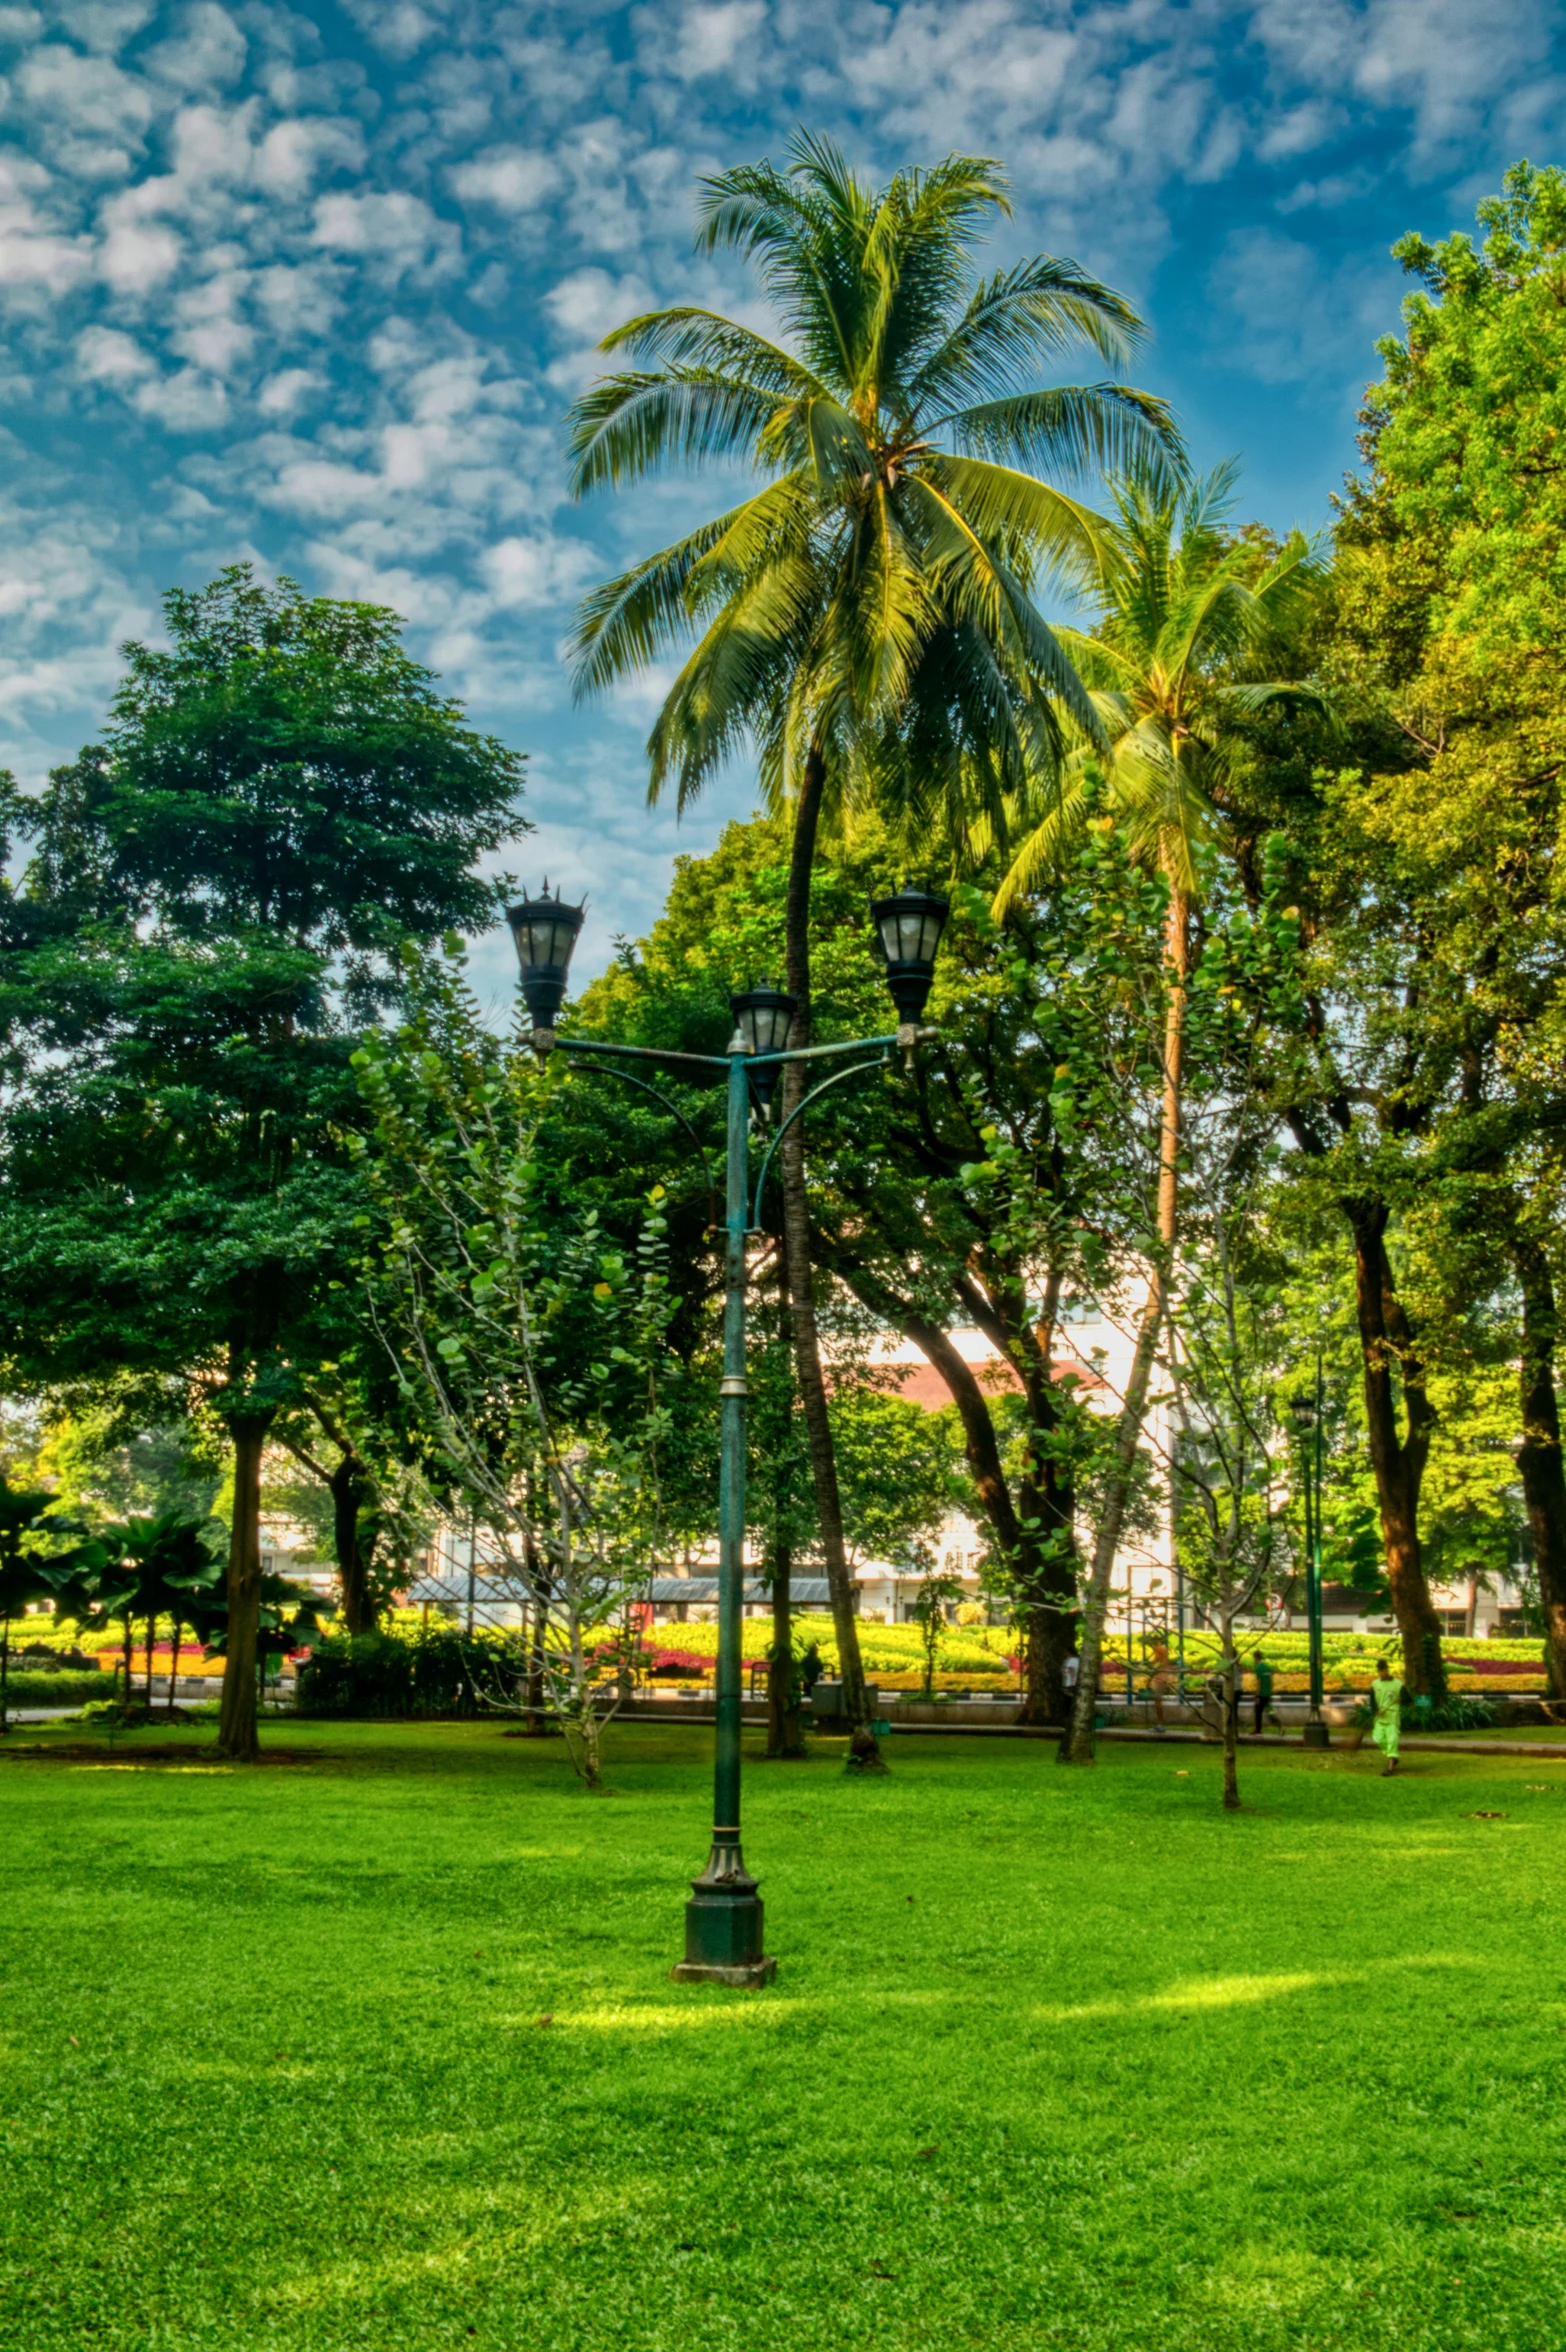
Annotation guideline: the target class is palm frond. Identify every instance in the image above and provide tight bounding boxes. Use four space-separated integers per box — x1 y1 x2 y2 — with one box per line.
907 258 1147 419
937 384 1183 489
566 370 776 494
598 309 824 401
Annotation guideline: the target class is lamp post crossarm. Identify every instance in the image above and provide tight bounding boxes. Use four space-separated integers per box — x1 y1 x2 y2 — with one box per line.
750 1053 890 1228
749 1032 901 1070
560 1057 720 1231
553 1035 730 1077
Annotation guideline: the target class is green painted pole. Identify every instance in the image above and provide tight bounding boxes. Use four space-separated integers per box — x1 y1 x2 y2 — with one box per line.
673 1047 775 1985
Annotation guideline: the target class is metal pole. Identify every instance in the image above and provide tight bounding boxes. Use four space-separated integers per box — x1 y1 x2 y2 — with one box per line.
673 1048 775 1985
1303 1352 1329 1747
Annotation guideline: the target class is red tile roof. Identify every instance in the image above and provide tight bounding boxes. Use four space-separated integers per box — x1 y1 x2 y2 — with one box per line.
885 1355 1103 1412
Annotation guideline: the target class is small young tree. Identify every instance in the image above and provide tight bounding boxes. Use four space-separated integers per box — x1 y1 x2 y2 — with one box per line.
353 944 684 1788
909 1567 965 1698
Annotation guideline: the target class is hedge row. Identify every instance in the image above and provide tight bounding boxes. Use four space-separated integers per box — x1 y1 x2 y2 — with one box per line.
294 1629 523 1718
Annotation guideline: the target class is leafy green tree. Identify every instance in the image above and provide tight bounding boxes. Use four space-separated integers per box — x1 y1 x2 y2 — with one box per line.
566 133 1179 1757
828 1387 965 1572
0 1477 99 1732
1310 162 1566 1691
0 568 525 1759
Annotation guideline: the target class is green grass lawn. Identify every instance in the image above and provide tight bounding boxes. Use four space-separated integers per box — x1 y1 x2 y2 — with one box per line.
3 1721 1565 2352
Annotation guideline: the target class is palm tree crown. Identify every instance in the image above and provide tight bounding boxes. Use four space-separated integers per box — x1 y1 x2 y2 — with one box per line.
566 133 1183 831
995 462 1331 908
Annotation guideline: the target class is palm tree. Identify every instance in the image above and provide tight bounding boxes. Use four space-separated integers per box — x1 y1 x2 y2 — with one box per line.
991 464 1329 1761
566 134 1181 1757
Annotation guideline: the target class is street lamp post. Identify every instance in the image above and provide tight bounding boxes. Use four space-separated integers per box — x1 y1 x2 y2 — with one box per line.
506 879 949 1986
1289 1361 1330 1748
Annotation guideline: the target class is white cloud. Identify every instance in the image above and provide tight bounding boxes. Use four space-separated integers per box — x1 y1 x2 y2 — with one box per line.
480 532 595 609
253 114 364 197
256 366 323 416
310 188 462 285
132 364 228 429
96 182 183 290
76 322 155 381
660 2 768 86
0 158 94 291
142 2 247 94
15 41 154 148
169 266 253 374
449 143 557 213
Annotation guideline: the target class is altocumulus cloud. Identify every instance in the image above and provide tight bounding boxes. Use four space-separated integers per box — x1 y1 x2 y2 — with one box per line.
0 0 1559 982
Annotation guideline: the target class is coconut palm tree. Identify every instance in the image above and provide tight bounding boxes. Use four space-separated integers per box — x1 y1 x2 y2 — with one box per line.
990 464 1330 1760
566 134 1182 1757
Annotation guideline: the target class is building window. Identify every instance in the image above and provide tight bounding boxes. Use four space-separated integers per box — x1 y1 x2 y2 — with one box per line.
1435 1609 1468 1635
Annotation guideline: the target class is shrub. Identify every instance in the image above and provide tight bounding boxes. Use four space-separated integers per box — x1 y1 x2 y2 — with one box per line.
2 1671 111 1707
295 1629 522 1719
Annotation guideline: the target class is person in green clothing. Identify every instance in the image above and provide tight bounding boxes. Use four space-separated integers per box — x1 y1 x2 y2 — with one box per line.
1369 1659 1406 1775
1251 1649 1277 1734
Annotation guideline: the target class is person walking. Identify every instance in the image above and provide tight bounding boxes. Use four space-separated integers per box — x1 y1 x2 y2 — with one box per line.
1251 1649 1277 1735
1369 1659 1406 1776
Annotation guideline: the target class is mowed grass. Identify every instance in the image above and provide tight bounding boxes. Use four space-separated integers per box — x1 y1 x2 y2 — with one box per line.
3 1722 1566 2352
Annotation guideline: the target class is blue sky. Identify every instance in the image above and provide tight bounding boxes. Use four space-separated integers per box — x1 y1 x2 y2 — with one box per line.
1 0 1562 1003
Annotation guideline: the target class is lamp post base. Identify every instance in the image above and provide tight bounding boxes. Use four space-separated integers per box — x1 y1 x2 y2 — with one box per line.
672 1954 778 1988
1302 1719 1331 1748
674 1844 774 1986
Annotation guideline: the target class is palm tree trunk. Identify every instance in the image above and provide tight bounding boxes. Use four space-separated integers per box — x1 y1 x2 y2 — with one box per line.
1065 886 1189 1764
168 1620 182 1718
218 1413 272 1762
779 744 882 1768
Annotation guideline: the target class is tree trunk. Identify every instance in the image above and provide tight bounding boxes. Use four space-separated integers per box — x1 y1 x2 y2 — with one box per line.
121 1615 133 1705
765 1538 805 1757
144 1617 155 1710
168 1620 182 1718
1513 1228 1566 1698
1220 1615 1240 1811
821 1251 1082 1726
0 1616 9 1734
330 1452 377 1635
522 1519 551 1735
1067 887 1190 1763
218 1414 272 1762
778 745 881 1767
1347 1202 1444 1696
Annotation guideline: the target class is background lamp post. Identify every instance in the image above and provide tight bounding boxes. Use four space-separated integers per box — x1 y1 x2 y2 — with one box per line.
508 881 948 1986
1289 1365 1330 1748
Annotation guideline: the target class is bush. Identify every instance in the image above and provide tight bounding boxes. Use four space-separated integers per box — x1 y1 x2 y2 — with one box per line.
2 1672 111 1707
1409 1693 1498 1733
295 1629 522 1719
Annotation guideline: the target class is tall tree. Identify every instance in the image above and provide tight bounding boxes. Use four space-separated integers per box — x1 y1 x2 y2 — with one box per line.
1310 161 1566 1692
566 134 1179 1757
991 468 1330 1758
0 569 525 1759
